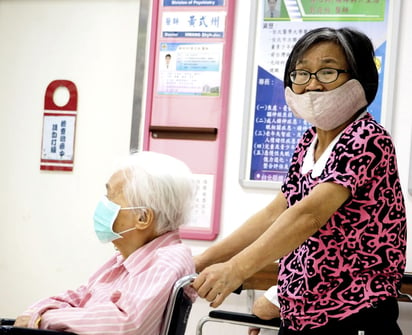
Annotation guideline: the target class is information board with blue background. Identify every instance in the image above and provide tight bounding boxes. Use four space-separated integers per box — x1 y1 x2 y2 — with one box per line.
241 0 399 188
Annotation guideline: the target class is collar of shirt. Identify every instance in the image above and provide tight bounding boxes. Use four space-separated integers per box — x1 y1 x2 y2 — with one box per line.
115 230 182 275
302 111 368 177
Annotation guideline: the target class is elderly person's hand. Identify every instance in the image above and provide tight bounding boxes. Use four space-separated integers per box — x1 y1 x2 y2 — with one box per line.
248 327 261 335
248 288 280 335
192 260 245 308
14 315 33 328
252 295 280 320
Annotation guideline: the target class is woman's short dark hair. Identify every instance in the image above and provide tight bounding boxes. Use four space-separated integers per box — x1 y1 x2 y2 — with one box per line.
283 27 378 105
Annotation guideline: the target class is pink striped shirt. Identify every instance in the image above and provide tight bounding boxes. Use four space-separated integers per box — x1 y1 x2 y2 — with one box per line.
23 231 195 335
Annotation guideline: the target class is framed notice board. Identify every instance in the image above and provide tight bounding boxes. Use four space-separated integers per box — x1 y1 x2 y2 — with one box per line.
239 0 401 190
142 0 236 240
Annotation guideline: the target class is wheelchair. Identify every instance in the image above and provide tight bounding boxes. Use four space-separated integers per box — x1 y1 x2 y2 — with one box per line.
1 273 197 335
196 267 412 335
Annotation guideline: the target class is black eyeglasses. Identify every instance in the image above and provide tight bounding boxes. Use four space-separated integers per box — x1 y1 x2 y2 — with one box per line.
289 68 350 85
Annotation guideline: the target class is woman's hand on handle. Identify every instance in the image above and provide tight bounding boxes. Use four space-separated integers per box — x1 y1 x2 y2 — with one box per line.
192 260 244 308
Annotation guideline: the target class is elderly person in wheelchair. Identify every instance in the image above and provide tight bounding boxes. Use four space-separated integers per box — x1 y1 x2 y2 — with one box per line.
13 151 196 335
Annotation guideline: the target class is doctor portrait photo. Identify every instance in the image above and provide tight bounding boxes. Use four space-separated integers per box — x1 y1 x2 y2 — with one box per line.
264 0 281 19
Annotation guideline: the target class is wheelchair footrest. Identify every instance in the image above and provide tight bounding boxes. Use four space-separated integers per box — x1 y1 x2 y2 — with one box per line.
209 310 281 327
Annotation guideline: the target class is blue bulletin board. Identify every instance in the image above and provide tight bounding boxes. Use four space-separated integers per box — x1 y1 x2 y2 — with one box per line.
239 0 401 189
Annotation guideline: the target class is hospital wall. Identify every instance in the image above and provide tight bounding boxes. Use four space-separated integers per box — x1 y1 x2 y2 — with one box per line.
0 1 410 334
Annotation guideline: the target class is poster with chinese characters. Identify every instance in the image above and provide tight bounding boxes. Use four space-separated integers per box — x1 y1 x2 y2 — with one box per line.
157 9 226 96
240 0 400 188
41 115 76 165
158 42 223 95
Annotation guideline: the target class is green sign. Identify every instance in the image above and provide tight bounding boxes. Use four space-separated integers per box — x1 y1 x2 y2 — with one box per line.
273 0 386 22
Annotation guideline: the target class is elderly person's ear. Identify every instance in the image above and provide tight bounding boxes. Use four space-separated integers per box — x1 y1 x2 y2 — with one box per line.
135 208 155 229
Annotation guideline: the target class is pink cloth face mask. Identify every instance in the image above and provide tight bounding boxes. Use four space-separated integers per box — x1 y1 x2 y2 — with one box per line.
285 79 368 131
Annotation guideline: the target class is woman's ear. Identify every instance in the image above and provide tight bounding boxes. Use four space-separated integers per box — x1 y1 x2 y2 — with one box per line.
135 208 154 230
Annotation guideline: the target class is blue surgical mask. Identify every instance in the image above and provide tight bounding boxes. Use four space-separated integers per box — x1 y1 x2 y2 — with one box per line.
93 196 145 243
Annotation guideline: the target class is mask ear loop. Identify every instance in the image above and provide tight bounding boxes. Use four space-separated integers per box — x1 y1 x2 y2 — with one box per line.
120 206 148 220
117 226 138 235
120 206 147 210
117 206 150 235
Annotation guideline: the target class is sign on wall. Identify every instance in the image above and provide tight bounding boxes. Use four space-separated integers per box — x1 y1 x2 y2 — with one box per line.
143 0 236 240
239 0 401 189
40 80 78 172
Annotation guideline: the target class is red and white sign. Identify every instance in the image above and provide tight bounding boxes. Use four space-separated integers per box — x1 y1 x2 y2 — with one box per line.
40 80 78 171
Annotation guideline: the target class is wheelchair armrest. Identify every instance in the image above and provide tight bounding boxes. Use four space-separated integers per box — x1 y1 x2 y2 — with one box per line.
402 273 412 284
209 310 281 328
399 272 412 302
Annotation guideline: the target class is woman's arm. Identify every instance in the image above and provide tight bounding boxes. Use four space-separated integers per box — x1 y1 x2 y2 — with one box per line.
193 181 350 307
14 256 117 329
194 192 287 272
14 285 89 328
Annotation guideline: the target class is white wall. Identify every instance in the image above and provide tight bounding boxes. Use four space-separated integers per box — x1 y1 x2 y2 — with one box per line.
0 0 140 311
0 0 411 334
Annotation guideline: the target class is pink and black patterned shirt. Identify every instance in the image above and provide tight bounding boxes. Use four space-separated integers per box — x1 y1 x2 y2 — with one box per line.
23 231 195 335
279 113 407 331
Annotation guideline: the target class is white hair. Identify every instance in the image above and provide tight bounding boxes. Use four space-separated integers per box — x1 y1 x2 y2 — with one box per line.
117 151 194 235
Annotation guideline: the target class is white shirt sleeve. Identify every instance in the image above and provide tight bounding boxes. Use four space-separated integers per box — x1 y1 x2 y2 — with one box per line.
263 285 279 308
